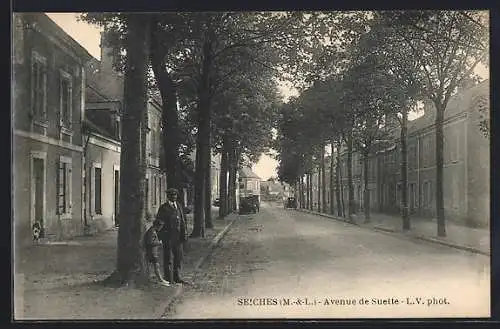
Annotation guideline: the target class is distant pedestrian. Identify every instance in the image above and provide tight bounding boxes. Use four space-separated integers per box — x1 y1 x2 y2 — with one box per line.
156 188 189 285
144 219 170 286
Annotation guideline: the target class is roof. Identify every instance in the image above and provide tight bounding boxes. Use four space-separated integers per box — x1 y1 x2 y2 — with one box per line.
408 79 489 135
24 13 93 63
239 167 261 180
83 119 119 142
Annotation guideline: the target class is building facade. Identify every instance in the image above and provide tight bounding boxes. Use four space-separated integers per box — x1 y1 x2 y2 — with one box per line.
85 35 167 227
307 80 490 228
12 13 93 246
12 15 169 245
238 167 261 203
83 55 122 233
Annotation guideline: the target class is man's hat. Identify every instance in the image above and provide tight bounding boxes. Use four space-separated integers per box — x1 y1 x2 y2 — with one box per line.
166 188 179 195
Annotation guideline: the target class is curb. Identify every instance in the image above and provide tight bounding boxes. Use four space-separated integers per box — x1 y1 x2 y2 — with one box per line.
158 216 237 318
297 209 489 256
193 218 237 271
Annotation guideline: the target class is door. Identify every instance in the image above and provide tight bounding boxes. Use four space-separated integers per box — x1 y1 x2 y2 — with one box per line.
32 157 45 238
113 170 120 226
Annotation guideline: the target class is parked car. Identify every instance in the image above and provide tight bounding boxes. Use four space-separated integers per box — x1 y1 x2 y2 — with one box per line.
284 197 297 209
213 198 220 207
239 196 258 215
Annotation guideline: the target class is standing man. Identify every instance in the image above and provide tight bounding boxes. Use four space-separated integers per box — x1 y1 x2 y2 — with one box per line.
156 188 189 284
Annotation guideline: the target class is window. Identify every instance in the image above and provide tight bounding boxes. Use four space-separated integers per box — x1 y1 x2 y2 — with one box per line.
153 176 157 206
94 167 102 215
396 182 401 205
31 52 47 121
145 178 149 210
422 136 432 166
409 146 417 169
159 177 162 204
423 181 433 208
56 157 72 216
59 70 73 128
115 119 121 140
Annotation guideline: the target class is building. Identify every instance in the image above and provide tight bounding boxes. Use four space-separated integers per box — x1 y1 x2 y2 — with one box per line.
12 13 93 245
83 55 122 233
238 167 261 203
84 34 167 229
261 178 292 201
186 150 222 208
307 80 490 228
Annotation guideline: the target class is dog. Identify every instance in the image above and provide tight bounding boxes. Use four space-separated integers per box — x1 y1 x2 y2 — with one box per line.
32 222 42 243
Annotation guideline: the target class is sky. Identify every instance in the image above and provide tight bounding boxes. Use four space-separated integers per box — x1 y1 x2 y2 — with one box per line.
46 13 489 181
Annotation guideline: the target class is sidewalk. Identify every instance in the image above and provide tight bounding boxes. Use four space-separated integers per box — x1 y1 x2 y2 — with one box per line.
14 211 236 320
298 208 490 256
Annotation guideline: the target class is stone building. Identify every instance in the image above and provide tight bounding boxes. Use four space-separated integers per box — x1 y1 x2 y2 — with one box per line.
308 80 490 228
12 13 93 245
85 34 167 226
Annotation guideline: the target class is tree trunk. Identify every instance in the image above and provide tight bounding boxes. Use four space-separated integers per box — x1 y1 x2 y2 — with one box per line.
329 141 335 215
298 175 304 209
363 152 371 223
111 14 150 287
150 21 182 192
218 139 229 218
321 144 327 213
192 123 207 238
228 143 237 212
308 173 313 210
336 140 345 217
401 110 411 231
191 33 214 238
435 105 446 237
205 145 213 229
317 165 321 212
305 174 308 209
347 132 355 221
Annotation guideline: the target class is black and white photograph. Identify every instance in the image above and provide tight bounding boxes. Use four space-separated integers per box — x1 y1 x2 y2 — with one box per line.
11 10 490 320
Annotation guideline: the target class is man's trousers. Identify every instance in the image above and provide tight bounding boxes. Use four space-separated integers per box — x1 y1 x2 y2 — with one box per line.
162 241 184 282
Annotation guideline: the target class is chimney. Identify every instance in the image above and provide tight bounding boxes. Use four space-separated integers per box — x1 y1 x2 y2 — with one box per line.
100 32 115 74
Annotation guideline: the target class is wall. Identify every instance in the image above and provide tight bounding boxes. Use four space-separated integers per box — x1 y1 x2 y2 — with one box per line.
84 135 120 233
12 13 87 245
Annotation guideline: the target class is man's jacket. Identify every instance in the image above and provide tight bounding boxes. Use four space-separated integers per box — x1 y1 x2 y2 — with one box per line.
156 201 188 245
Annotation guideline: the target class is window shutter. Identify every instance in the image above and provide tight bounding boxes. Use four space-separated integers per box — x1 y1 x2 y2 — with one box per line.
67 166 72 211
68 84 73 127
57 161 65 214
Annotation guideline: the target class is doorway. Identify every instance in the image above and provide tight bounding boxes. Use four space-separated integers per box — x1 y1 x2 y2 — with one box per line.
31 153 46 239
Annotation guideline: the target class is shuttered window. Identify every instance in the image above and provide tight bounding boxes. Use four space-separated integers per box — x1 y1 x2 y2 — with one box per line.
59 71 73 128
56 157 72 215
94 167 102 215
31 52 47 121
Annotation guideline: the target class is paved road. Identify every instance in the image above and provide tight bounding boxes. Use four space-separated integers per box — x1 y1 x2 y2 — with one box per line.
166 202 490 319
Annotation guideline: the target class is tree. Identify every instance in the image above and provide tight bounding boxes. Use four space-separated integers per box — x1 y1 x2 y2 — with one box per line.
80 13 190 200
377 10 489 236
103 14 151 287
355 21 424 229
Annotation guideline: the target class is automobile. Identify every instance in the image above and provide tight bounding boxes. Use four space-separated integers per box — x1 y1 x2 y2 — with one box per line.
239 196 258 215
213 198 220 207
284 197 297 209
